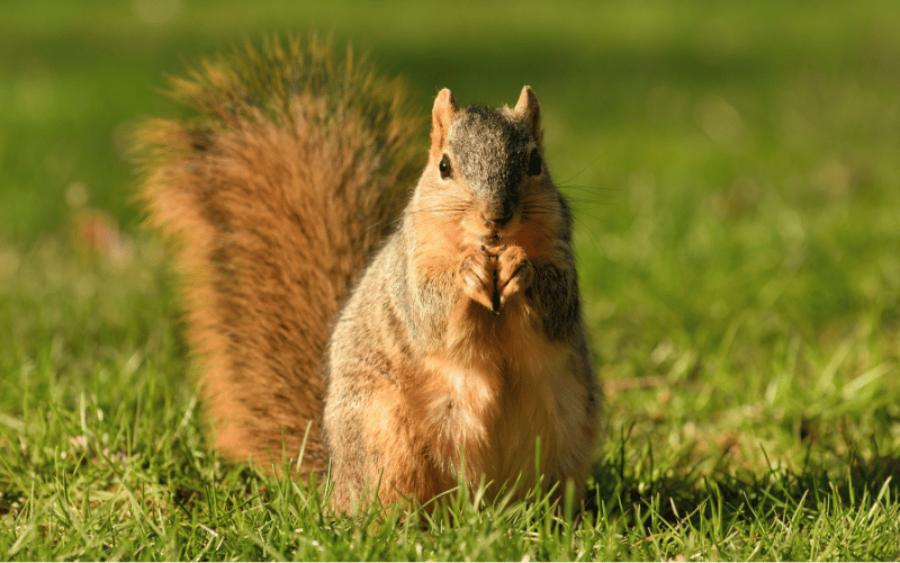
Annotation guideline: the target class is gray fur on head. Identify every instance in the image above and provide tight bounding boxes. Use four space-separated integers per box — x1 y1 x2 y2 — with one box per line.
448 106 534 214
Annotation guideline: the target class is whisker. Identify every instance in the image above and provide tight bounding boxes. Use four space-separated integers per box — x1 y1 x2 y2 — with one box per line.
406 207 469 216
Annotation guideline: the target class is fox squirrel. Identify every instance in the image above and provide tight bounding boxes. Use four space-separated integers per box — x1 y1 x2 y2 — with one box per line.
138 37 599 510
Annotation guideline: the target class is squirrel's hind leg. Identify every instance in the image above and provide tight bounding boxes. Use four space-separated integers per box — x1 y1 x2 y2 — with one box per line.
324 363 446 511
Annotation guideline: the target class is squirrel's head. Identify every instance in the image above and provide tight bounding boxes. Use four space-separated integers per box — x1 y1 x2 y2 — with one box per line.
412 86 566 250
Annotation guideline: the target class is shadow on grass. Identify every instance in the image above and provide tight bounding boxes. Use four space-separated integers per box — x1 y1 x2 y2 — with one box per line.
586 443 899 532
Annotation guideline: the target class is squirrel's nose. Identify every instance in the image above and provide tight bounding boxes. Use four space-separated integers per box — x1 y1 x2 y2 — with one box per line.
482 203 514 229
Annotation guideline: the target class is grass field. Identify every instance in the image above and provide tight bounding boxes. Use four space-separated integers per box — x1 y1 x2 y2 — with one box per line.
1 1 899 560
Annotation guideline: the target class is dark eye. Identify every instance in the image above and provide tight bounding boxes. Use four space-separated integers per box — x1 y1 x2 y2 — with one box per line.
527 150 542 176
439 154 452 179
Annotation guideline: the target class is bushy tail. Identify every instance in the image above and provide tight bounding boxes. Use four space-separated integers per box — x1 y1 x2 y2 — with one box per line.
136 37 422 472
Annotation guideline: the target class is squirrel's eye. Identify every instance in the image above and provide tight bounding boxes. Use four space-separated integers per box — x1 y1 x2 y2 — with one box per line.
439 154 452 179
527 150 543 176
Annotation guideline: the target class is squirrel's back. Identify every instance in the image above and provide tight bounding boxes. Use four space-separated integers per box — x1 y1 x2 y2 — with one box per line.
136 37 422 471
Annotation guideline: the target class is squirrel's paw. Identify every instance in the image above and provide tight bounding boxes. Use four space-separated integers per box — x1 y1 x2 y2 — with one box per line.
459 247 496 311
497 245 534 307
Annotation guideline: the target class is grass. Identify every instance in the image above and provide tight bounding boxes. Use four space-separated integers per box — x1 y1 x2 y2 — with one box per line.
1 0 899 560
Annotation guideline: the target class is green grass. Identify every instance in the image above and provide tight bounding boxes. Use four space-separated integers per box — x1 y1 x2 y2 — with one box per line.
2 0 899 560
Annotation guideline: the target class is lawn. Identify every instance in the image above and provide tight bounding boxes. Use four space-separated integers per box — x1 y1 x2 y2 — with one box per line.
1 1 899 560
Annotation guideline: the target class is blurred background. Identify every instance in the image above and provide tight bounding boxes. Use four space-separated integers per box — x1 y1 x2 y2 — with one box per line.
2 0 899 489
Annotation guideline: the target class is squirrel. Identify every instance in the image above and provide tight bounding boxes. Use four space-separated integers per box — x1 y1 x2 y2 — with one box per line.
138 37 599 511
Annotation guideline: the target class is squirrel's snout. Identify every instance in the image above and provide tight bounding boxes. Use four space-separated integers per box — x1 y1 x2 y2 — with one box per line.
482 211 513 230
481 201 515 229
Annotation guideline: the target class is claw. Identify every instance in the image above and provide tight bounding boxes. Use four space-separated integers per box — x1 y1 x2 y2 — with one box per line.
491 267 501 314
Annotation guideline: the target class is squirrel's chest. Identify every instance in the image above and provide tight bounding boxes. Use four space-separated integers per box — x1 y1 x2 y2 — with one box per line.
420 328 586 486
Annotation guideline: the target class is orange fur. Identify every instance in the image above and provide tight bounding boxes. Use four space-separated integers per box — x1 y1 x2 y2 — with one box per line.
136 38 421 473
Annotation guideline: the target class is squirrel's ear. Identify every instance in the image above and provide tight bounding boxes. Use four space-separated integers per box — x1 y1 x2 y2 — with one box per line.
513 85 542 142
431 88 458 156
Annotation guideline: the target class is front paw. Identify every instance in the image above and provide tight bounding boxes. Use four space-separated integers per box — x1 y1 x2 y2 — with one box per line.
496 245 534 306
458 247 496 312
